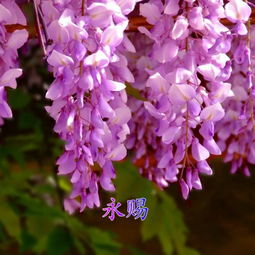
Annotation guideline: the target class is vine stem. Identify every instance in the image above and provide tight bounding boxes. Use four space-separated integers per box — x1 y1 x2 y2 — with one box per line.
245 1 255 132
32 0 47 56
82 0 86 16
180 106 189 180
38 5 50 44
179 4 190 180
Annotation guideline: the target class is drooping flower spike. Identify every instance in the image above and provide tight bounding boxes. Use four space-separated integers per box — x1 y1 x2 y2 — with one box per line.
41 0 141 213
0 0 28 125
216 0 254 177
1 0 254 212
127 0 252 199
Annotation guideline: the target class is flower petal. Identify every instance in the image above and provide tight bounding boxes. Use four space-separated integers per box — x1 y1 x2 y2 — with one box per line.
203 138 221 155
140 3 161 25
180 179 189 200
113 106 131 125
58 152 76 175
169 84 196 104
197 160 213 175
164 0 179 16
101 25 124 47
88 3 113 28
144 101 165 119
0 4 11 23
162 126 181 144
200 103 225 122
197 63 220 81
171 16 188 40
0 68 22 89
154 41 178 63
7 29 28 50
107 144 127 161
225 0 251 22
47 50 74 67
85 50 109 68
192 139 210 161
105 80 126 91
146 72 169 94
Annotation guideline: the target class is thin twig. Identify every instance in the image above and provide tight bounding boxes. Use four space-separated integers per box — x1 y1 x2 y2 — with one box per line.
38 5 50 44
32 0 47 56
82 0 86 16
6 10 255 36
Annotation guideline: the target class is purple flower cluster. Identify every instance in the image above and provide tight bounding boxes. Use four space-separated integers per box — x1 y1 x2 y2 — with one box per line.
216 1 254 176
127 0 252 199
1 0 254 211
0 0 28 125
40 0 140 213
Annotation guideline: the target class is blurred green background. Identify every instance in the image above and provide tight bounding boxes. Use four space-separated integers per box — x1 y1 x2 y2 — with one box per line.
1 10 255 254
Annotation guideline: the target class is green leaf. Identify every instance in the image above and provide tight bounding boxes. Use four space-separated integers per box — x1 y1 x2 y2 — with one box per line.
141 193 176 255
34 236 48 254
26 215 55 241
59 177 72 193
73 238 86 255
18 112 41 130
128 246 149 255
140 194 158 241
66 217 88 240
0 199 21 242
8 88 31 110
115 159 199 255
115 160 153 202
142 191 200 255
125 83 147 101
15 193 64 218
47 226 74 255
0 222 8 242
158 230 174 255
20 229 37 253
179 247 200 255
87 227 121 255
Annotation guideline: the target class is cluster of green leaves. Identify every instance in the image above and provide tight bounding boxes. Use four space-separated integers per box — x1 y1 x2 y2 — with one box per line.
0 165 123 255
0 157 199 255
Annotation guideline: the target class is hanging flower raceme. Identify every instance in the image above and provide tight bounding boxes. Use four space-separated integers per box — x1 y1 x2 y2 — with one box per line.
40 0 140 213
0 0 28 125
216 0 253 176
0 0 253 211
127 0 237 199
